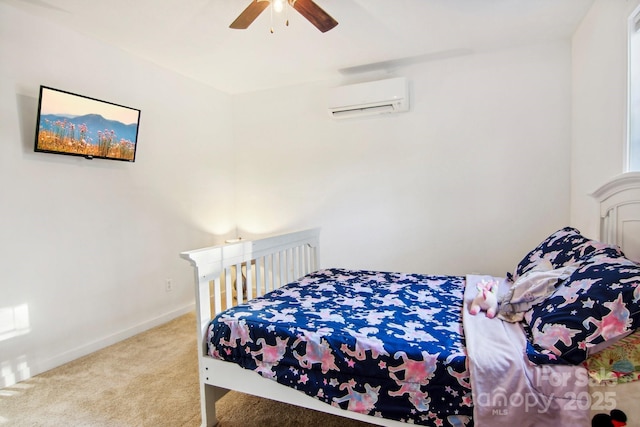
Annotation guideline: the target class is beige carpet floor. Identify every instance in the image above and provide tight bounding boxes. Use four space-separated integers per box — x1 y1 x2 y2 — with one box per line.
0 312 375 427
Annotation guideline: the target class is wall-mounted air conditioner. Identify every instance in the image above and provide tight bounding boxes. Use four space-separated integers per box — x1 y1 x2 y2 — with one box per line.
327 77 409 119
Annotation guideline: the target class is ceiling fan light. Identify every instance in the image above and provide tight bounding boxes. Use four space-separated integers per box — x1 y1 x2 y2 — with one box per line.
273 0 284 13
230 0 337 33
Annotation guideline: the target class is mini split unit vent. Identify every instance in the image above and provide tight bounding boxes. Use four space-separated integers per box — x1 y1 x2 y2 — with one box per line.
327 77 409 119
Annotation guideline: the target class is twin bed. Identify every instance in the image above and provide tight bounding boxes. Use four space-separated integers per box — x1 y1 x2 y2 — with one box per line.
181 173 640 427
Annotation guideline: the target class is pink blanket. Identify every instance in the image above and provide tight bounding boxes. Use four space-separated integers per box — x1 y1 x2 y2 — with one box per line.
463 275 590 426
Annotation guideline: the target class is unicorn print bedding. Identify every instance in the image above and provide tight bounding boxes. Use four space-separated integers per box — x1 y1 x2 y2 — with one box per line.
208 268 473 425
205 227 640 426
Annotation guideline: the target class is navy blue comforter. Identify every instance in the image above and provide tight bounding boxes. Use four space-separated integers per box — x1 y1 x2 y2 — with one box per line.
208 268 473 426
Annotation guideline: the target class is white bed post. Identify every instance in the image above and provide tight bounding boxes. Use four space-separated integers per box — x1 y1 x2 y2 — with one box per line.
181 245 229 427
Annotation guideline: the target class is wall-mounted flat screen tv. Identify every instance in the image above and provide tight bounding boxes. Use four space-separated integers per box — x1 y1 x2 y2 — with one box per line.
34 86 141 162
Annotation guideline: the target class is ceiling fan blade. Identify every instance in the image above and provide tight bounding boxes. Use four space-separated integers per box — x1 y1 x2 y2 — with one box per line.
230 0 270 29
291 0 338 33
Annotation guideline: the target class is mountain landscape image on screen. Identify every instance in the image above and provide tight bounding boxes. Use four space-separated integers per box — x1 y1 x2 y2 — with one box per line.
37 113 138 161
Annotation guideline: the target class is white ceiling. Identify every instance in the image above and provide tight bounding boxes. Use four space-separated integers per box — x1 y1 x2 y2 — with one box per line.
3 0 596 94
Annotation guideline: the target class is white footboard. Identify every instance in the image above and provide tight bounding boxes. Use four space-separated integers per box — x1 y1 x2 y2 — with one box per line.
180 228 321 427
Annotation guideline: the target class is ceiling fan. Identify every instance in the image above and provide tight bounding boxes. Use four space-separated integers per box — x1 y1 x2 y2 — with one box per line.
230 0 338 33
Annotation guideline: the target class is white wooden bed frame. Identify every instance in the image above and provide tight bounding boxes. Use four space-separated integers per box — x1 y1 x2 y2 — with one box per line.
181 228 407 427
181 173 640 427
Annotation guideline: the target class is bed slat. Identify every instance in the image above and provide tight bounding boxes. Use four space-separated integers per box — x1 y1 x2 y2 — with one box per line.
255 257 264 297
246 261 253 301
225 268 233 310
213 277 222 314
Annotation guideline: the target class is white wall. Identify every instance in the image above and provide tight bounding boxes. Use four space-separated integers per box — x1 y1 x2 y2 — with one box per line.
0 3 235 387
233 41 573 276
571 0 640 237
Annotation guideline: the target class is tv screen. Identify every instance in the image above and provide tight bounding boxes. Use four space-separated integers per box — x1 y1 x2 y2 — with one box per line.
34 86 141 162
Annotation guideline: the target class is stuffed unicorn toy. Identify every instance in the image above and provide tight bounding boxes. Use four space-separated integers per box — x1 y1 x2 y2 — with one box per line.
468 279 499 318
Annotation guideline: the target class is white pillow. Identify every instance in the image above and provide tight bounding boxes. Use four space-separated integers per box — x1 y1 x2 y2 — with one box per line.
498 259 576 322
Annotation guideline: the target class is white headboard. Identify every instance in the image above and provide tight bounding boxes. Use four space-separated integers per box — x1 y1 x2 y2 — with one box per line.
592 172 640 262
180 228 320 340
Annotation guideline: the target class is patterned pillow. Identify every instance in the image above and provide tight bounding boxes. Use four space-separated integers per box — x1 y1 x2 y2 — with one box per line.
524 253 640 364
513 227 592 280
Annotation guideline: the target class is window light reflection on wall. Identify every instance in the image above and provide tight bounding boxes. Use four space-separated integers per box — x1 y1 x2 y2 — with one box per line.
0 304 30 342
